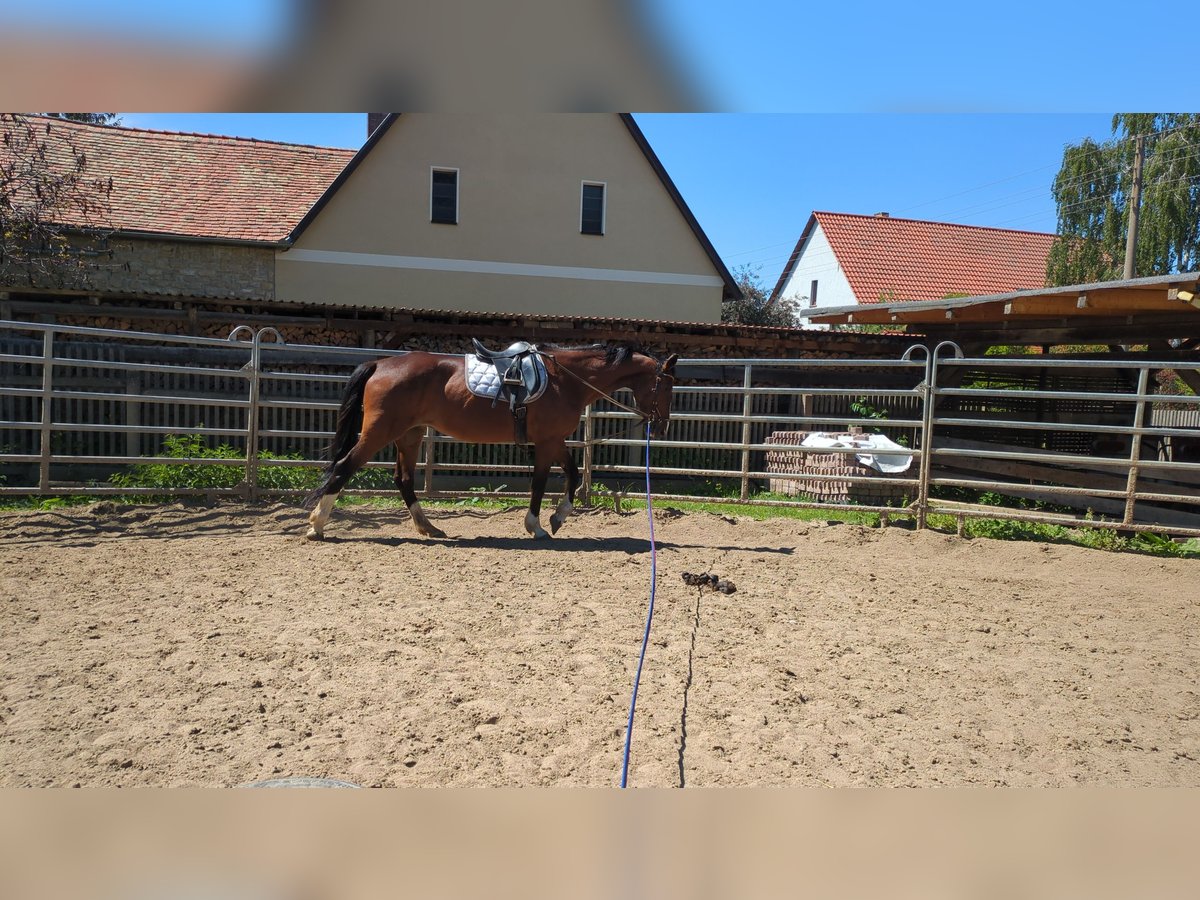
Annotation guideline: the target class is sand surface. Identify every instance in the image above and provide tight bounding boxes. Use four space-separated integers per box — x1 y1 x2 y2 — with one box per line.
2 501 1198 787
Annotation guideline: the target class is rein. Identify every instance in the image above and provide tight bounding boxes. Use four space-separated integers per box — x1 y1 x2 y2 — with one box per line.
541 350 675 433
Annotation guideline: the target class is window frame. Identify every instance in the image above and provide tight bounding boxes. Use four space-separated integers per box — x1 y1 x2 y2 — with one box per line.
430 166 460 225
580 180 606 236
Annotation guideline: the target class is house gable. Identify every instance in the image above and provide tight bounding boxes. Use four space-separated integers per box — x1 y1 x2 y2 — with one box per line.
277 114 734 322
772 215 857 326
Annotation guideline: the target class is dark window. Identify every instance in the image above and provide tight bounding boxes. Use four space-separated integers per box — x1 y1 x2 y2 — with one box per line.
581 183 605 235
809 279 819 307
431 169 458 224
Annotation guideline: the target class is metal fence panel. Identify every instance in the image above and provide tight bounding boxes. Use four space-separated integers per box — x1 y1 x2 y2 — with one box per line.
3 320 1198 537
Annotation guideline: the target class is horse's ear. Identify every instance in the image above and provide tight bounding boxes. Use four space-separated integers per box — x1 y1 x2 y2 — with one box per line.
663 354 678 374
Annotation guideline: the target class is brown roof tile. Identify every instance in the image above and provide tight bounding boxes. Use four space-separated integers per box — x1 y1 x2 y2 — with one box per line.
3 115 354 243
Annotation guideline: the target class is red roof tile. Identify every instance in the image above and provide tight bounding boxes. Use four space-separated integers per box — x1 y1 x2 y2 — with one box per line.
811 211 1055 304
2 115 355 243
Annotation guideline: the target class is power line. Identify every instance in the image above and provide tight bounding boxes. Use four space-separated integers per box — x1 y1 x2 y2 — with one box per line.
892 162 1059 215
724 131 1200 272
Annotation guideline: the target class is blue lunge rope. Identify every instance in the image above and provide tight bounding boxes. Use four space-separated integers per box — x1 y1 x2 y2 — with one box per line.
620 423 657 788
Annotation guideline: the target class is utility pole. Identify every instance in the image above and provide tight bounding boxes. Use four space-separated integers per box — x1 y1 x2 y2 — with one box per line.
1122 133 1146 280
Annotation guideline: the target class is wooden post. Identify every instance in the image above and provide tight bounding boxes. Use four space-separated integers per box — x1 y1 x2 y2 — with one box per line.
1123 133 1145 281
581 404 595 504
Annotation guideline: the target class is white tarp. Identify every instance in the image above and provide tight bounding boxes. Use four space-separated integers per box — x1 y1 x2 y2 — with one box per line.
800 432 914 474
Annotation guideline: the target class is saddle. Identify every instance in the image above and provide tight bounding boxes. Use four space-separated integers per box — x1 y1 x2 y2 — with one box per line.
465 339 549 445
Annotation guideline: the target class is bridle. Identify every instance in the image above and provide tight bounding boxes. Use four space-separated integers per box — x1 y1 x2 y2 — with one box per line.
646 360 676 433
542 350 675 434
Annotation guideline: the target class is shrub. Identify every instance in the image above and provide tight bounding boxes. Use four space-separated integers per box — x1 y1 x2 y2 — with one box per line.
109 433 322 494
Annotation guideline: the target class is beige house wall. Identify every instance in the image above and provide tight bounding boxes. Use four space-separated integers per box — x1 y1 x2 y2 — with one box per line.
275 114 725 322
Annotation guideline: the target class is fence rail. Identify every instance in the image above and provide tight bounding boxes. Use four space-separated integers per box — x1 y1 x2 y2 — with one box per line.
2 320 1199 537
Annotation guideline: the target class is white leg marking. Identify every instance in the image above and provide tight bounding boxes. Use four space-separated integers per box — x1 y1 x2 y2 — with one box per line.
409 502 446 538
306 493 337 540
525 510 549 539
549 498 573 535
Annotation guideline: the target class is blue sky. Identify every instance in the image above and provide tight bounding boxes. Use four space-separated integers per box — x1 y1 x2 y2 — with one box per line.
121 112 1116 289
7 0 290 51
12 1 1193 111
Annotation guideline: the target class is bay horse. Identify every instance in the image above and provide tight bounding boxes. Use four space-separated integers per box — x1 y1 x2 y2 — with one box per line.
302 344 678 540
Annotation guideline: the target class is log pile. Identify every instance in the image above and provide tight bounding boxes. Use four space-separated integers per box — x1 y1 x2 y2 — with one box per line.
13 293 911 360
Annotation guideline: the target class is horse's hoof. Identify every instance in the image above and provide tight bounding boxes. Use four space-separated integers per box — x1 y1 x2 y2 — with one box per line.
549 516 563 535
524 512 549 539
424 526 447 539
306 528 324 541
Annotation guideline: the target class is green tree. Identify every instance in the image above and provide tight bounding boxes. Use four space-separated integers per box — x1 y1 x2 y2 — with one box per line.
722 265 801 327
43 114 121 126
1 114 114 286
1047 113 1200 285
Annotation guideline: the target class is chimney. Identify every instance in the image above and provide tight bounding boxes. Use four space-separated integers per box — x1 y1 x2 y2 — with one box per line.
367 113 388 138
874 212 890 217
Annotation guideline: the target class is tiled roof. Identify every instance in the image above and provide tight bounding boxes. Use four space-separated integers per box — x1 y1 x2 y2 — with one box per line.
2 115 355 243
810 211 1056 304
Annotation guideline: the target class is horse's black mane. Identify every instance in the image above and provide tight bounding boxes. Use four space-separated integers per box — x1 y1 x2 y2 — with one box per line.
546 342 653 365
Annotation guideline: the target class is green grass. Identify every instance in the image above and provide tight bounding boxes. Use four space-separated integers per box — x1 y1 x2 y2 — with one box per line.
597 496 885 525
2 445 1197 559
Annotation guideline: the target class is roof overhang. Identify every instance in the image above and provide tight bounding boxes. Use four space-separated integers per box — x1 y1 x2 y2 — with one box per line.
807 273 1200 345
285 114 398 244
620 115 741 302
768 212 817 304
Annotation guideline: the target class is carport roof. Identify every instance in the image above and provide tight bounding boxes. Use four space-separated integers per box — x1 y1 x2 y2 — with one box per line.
807 272 1200 345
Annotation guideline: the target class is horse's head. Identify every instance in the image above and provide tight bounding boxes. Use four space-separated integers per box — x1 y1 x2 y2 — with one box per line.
633 353 678 438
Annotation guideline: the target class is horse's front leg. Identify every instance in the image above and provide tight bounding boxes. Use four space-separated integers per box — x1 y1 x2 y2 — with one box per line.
525 449 552 539
549 449 579 535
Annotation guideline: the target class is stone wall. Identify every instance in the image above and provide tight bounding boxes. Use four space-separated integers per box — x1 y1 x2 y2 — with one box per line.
0 235 275 301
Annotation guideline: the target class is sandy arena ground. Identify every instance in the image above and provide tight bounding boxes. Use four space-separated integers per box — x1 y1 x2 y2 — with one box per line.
1 501 1198 787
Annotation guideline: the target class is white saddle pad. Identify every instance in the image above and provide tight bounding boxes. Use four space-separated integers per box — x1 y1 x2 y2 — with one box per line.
465 353 548 403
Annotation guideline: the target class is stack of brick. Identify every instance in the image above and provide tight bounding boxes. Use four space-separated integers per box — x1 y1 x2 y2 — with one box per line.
763 431 910 505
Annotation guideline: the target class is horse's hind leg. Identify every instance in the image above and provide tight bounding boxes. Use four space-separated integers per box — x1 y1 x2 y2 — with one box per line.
306 421 393 540
394 428 445 538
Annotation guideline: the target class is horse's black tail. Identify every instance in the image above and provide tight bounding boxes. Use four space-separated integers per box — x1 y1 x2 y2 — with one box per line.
302 361 377 509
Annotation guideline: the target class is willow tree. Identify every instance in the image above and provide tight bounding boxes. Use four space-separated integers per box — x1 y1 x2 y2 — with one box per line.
43 113 121 126
1047 113 1200 285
